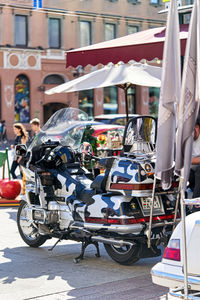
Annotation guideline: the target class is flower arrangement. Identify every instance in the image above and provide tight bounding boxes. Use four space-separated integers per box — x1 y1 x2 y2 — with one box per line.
97 134 107 147
81 125 97 154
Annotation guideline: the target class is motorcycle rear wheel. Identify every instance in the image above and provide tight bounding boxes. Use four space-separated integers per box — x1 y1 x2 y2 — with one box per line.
17 200 48 247
104 242 141 265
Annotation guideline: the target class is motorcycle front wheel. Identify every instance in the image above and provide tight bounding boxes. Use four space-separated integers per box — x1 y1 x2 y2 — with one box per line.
17 200 48 247
104 242 141 265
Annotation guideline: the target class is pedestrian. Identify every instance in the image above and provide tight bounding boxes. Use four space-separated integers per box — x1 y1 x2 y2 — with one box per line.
0 120 3 142
10 123 29 179
30 118 40 142
188 119 200 210
1 120 7 143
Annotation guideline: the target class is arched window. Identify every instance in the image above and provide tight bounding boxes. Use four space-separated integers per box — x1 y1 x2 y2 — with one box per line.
43 74 65 85
15 74 30 123
43 102 67 124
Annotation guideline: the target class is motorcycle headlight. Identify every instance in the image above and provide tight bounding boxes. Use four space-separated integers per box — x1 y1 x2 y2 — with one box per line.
145 164 151 173
144 163 154 176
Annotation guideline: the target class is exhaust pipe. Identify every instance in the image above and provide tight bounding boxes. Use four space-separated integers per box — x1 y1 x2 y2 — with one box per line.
70 221 143 234
91 236 134 247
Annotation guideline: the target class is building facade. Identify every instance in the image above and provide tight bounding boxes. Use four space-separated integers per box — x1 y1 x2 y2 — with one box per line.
0 0 191 138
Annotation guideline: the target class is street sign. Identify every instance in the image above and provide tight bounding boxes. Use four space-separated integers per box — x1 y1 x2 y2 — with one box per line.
33 0 42 9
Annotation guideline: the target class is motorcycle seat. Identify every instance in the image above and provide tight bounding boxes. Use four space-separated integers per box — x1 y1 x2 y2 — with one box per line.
90 174 108 193
29 164 46 174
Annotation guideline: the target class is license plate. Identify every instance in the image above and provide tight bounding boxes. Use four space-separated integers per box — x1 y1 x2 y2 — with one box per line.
141 196 161 210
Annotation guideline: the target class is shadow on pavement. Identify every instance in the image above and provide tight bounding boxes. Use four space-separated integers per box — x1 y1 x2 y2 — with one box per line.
0 208 167 300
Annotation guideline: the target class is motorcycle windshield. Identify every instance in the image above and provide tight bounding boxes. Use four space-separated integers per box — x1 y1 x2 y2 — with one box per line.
29 108 88 150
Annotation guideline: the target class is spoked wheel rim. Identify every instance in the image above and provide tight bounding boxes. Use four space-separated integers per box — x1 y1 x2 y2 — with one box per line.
19 202 39 241
109 244 132 255
104 242 141 265
17 200 49 247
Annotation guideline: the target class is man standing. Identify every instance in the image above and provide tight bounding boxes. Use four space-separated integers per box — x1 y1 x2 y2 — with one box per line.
30 118 40 141
189 119 200 201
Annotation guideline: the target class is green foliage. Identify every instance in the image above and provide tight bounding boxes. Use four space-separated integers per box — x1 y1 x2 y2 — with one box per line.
0 152 7 168
81 125 97 154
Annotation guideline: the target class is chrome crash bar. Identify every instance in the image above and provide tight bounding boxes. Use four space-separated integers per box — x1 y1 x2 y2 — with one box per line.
147 175 180 248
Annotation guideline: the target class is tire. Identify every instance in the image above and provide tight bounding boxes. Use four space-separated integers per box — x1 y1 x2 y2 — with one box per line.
17 200 48 247
104 242 141 265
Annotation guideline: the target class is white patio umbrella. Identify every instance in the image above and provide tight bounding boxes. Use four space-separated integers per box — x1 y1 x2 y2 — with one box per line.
45 61 162 120
155 0 181 190
175 1 200 297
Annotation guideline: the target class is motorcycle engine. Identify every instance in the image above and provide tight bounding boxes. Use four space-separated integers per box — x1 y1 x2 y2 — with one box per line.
32 201 72 230
33 208 59 224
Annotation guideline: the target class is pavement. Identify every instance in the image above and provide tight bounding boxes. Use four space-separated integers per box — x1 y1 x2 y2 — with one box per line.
0 207 168 300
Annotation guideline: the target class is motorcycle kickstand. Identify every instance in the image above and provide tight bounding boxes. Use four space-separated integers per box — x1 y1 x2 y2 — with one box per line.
48 234 64 251
73 241 100 264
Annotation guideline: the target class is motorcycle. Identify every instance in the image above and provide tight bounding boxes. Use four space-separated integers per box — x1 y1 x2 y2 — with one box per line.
16 108 179 265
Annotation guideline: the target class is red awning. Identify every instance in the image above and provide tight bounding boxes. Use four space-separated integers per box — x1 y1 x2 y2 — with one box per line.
66 24 188 68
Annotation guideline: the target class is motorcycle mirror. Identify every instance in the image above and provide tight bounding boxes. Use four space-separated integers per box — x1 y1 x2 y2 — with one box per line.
123 116 157 154
79 142 93 154
79 142 93 160
15 144 28 157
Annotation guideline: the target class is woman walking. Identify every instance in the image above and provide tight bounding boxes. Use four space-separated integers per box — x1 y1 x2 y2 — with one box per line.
11 123 28 179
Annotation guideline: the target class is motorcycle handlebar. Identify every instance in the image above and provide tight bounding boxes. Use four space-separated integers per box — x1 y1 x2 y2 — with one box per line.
82 154 115 168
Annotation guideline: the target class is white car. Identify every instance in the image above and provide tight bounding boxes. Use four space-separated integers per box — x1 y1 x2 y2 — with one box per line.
151 211 200 299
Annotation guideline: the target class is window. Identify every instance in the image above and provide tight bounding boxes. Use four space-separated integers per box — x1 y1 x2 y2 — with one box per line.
80 21 92 47
149 87 160 118
104 87 118 114
15 75 30 123
0 14 2 46
127 87 136 114
43 74 65 85
127 0 141 4
15 15 28 46
104 23 116 41
127 25 139 35
49 18 61 48
79 90 94 119
150 0 161 5
182 13 192 24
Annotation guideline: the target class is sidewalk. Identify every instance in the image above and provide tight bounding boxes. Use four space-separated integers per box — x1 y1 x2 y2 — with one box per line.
0 207 168 300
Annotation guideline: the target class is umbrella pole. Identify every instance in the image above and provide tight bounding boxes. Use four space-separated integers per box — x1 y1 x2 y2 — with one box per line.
125 88 129 123
118 84 131 123
180 177 188 299
147 175 156 248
